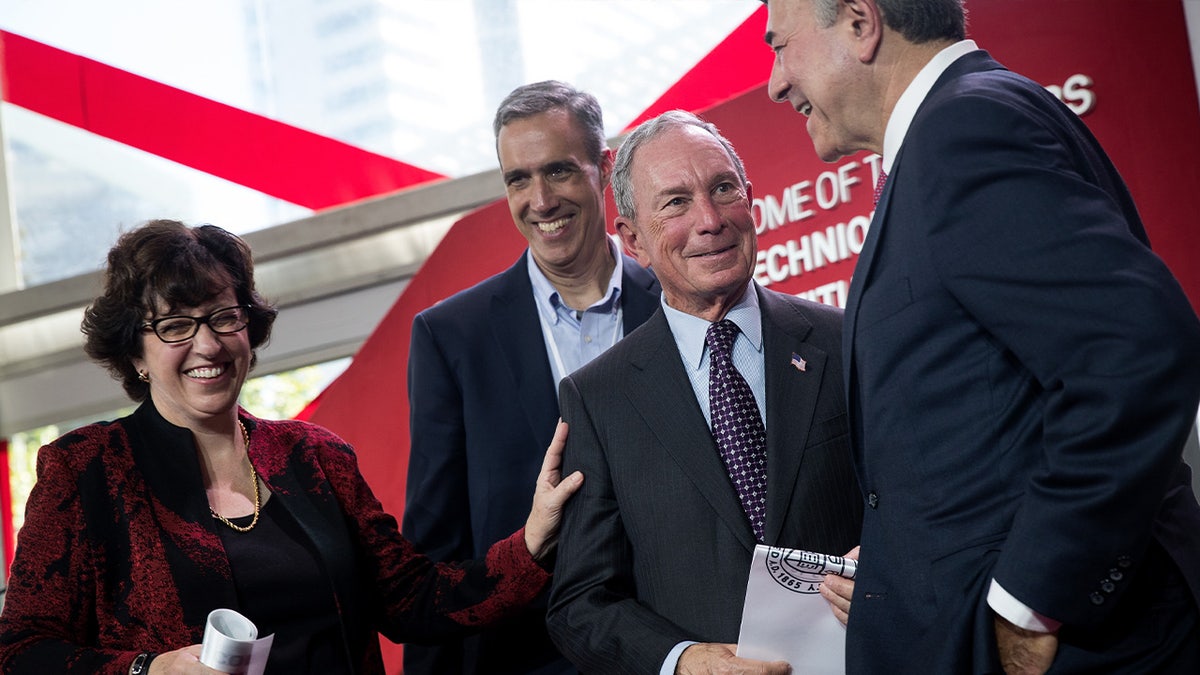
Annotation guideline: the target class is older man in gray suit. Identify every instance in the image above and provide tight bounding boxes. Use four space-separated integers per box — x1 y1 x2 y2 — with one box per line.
546 110 862 675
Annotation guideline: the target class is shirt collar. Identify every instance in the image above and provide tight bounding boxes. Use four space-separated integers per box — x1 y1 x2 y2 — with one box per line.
663 280 763 372
882 39 979 174
528 235 624 324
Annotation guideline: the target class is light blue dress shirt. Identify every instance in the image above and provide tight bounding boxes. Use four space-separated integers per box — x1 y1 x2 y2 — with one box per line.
661 281 766 428
528 237 626 389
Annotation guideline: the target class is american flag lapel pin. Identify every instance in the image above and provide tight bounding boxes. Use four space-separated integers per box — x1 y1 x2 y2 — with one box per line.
791 353 807 372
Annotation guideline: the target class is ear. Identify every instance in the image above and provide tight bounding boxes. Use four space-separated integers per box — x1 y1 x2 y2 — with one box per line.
745 180 754 205
598 147 615 186
843 0 884 63
615 216 648 267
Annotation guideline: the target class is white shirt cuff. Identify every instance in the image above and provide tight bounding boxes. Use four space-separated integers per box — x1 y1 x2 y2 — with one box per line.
987 579 1061 633
660 641 699 675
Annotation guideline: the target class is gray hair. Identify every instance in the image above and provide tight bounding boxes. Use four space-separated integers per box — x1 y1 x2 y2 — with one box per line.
797 0 966 42
611 110 748 221
492 80 607 166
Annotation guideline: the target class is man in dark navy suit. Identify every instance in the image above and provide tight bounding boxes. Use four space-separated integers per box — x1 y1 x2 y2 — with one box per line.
763 0 1200 672
401 81 660 675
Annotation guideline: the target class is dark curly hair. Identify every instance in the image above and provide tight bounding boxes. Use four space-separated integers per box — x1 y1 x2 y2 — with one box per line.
82 219 278 401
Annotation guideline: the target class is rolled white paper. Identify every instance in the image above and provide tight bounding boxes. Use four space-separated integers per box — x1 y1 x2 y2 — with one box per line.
199 608 274 675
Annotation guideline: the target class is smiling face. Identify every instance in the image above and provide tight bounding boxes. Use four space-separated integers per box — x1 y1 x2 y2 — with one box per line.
497 108 614 279
766 0 873 161
132 286 251 430
615 124 756 322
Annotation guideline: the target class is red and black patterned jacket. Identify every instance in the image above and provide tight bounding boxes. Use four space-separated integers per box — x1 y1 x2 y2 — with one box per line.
0 401 550 674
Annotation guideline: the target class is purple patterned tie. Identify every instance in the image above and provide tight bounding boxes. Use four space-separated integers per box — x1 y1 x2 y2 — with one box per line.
706 319 768 542
873 168 888 206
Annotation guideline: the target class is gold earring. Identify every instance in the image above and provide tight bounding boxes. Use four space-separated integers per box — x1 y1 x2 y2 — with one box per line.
137 370 150 383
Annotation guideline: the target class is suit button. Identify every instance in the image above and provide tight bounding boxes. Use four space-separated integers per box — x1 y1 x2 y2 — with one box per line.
1101 580 1116 593
1089 592 1105 605
1116 555 1132 568
867 491 879 509
1108 568 1123 582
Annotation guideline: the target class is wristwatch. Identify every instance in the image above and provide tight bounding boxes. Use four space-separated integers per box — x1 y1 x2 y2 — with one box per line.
129 652 152 675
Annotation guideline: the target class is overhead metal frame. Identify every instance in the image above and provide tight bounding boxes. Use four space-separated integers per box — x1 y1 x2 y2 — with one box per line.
0 168 504 437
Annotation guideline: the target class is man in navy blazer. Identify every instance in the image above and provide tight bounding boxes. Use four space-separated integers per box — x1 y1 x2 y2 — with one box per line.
547 110 862 674
402 81 660 674
765 0 1200 672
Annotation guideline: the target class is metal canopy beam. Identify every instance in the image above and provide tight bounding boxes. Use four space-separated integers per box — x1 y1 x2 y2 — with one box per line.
0 168 503 437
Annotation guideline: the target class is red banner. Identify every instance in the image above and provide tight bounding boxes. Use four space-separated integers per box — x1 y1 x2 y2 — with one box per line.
0 30 446 210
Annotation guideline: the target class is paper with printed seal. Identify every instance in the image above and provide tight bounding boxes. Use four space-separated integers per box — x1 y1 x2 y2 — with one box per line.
735 545 856 673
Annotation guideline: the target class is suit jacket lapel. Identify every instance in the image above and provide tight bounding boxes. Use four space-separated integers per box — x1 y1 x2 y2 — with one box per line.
490 251 659 449
757 288 826 545
843 169 889 472
845 50 1004 360
620 254 661 333
490 253 560 448
623 312 759 552
843 50 1006 452
843 167 889 393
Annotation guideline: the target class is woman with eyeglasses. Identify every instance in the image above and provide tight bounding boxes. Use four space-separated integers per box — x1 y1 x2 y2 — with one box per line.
0 219 582 675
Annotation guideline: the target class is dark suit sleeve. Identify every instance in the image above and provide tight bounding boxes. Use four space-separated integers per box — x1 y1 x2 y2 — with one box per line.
908 86 1200 627
547 375 691 675
402 311 473 672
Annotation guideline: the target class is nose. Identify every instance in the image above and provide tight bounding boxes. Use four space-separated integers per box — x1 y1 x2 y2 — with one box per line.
768 61 790 103
529 176 559 214
190 322 224 354
694 195 726 235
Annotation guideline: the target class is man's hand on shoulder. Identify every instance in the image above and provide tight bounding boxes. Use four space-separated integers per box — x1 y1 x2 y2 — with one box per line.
676 643 791 675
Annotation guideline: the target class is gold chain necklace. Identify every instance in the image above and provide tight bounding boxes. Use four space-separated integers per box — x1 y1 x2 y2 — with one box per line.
210 420 260 533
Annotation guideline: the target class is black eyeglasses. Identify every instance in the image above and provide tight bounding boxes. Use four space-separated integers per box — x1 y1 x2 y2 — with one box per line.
142 305 251 343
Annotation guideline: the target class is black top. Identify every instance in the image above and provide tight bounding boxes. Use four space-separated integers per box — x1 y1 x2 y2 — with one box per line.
217 496 348 673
